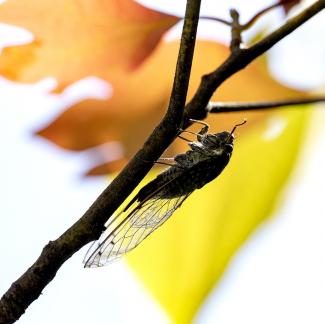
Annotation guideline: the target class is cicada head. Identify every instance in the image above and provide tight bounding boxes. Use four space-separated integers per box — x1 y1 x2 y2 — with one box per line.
199 119 246 154
200 131 234 154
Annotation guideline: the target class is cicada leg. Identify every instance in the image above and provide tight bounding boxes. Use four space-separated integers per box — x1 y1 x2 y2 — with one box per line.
140 157 175 167
155 157 175 167
189 119 210 139
178 122 209 142
177 134 192 142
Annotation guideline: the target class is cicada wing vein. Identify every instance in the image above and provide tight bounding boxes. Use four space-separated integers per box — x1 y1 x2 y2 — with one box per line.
83 191 192 268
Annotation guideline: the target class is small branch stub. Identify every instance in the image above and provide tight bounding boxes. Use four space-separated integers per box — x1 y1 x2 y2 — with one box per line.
230 9 242 52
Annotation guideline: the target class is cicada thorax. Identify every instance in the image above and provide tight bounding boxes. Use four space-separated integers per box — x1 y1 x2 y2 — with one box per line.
136 152 231 202
162 154 231 198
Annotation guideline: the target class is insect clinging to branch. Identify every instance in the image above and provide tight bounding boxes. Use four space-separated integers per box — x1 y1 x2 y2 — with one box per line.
84 119 247 268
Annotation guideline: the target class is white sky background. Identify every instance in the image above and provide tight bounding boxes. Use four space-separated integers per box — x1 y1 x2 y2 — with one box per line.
1 0 325 323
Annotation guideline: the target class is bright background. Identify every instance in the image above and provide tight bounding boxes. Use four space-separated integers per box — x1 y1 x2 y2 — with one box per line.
1 0 325 323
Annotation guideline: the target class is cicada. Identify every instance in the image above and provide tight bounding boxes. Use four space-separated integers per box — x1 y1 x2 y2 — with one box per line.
83 119 246 268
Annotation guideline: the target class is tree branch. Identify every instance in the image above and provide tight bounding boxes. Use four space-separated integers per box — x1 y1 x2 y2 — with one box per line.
0 1 201 323
1 0 324 323
183 0 325 125
207 97 325 113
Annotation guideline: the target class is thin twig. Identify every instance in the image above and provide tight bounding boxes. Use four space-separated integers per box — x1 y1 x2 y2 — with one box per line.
199 15 232 26
184 0 325 124
0 1 201 323
241 0 298 30
207 97 325 113
200 0 299 31
248 1 325 55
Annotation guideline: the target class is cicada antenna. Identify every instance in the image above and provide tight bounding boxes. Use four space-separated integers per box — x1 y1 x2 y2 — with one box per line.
230 119 247 135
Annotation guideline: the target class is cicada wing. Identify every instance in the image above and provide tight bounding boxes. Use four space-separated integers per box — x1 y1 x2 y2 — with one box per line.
83 192 192 268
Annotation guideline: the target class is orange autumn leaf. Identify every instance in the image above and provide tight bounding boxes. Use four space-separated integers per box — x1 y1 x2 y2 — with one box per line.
0 1 305 176
85 159 127 176
0 0 179 89
35 40 305 174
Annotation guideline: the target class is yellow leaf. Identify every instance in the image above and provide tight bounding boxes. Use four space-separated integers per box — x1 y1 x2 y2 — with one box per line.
126 108 309 323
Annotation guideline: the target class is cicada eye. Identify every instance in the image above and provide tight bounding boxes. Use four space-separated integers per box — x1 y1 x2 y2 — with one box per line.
227 133 235 143
224 143 234 153
203 134 219 146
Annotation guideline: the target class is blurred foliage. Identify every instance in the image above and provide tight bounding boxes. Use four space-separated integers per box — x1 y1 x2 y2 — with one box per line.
39 41 305 174
0 0 179 86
